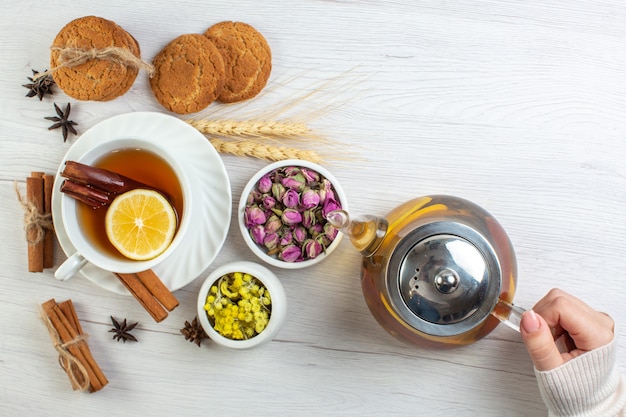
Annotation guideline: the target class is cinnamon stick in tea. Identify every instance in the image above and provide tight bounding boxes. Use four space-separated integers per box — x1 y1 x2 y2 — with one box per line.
60 179 113 209
62 161 155 195
60 161 166 208
26 176 44 272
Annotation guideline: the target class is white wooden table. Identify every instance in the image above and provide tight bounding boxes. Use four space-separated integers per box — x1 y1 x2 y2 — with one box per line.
2 1 625 416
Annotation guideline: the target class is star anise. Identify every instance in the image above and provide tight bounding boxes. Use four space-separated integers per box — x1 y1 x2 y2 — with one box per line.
45 102 78 142
109 316 138 343
23 69 55 100
180 316 208 347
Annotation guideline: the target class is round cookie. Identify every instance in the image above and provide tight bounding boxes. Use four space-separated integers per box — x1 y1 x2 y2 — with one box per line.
150 34 225 114
204 21 272 103
50 16 140 101
97 25 141 101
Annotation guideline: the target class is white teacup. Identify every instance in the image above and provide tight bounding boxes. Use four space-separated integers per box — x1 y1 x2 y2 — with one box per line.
55 137 192 281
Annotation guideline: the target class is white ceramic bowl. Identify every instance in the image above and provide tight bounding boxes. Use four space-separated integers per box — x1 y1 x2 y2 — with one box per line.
196 261 287 349
238 159 348 269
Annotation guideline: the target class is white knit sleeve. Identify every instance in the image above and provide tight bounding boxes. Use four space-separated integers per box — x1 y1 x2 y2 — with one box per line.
534 339 626 417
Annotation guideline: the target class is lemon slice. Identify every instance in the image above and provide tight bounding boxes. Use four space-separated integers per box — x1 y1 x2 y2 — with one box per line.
105 189 177 260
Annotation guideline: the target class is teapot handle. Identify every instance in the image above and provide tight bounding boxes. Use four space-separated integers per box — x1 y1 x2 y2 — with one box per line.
491 299 526 333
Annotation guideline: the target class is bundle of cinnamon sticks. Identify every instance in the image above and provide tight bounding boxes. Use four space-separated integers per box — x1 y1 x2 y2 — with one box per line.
24 172 55 272
60 161 157 209
40 298 108 392
116 270 179 322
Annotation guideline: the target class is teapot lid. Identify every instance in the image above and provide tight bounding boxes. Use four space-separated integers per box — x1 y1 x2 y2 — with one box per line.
386 221 502 337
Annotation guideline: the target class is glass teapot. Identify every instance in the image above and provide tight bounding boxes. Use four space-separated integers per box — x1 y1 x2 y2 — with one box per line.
327 195 525 349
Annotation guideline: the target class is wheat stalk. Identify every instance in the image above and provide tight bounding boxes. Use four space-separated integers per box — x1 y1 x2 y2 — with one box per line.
209 138 324 164
187 119 314 140
184 70 366 163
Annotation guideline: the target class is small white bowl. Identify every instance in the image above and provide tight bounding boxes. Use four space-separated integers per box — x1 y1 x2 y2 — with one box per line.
196 261 287 349
238 159 348 269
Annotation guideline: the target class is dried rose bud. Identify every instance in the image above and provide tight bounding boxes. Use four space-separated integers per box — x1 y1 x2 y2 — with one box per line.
293 225 307 244
250 225 266 245
279 244 302 262
302 209 317 229
316 233 330 248
324 222 338 241
262 195 276 210
265 214 282 234
282 173 305 191
280 230 293 246
303 239 323 259
319 178 335 204
264 232 279 250
247 189 262 205
245 164 343 263
282 208 303 226
271 183 285 201
322 197 342 218
282 189 300 208
245 205 267 228
283 166 300 176
258 174 272 193
308 223 323 238
301 168 320 184
301 188 320 209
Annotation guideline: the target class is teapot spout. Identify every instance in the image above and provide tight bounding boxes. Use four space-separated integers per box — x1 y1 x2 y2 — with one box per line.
327 210 388 257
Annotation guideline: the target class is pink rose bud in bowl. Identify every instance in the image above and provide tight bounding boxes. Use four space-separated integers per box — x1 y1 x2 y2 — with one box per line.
238 160 348 269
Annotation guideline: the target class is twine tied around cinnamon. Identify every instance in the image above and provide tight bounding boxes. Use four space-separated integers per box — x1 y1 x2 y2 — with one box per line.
15 181 52 245
38 305 91 392
34 46 155 80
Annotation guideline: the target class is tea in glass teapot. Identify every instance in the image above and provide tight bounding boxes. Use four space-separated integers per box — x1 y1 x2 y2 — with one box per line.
327 195 525 349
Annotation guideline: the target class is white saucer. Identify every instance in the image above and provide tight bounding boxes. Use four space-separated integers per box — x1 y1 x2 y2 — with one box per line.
51 112 232 295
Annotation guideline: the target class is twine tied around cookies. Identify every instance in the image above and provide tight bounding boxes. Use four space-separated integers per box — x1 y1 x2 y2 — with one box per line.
15 181 52 246
38 304 91 392
34 46 155 80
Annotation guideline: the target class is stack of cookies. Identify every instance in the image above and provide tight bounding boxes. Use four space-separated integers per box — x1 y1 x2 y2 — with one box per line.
50 16 141 102
48 17 272 113
150 21 272 114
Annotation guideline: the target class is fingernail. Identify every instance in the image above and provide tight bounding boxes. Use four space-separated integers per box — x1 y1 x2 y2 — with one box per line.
521 310 541 333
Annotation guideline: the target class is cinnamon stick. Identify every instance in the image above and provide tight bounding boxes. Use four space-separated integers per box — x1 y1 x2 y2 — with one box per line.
41 299 84 390
57 300 109 387
136 269 179 312
57 299 83 334
60 179 112 209
26 176 44 272
42 174 55 268
115 272 169 322
32 172 55 268
53 303 108 390
52 305 105 392
61 161 153 195
60 161 167 208
41 299 108 392
56 299 86 387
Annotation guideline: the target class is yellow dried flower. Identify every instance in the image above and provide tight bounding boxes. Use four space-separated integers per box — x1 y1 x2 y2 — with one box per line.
204 272 272 340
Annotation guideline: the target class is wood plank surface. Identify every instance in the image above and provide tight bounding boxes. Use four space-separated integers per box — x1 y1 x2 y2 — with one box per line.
1 1 625 416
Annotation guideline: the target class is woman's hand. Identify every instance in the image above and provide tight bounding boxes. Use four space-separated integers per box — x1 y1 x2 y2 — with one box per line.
520 288 614 371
